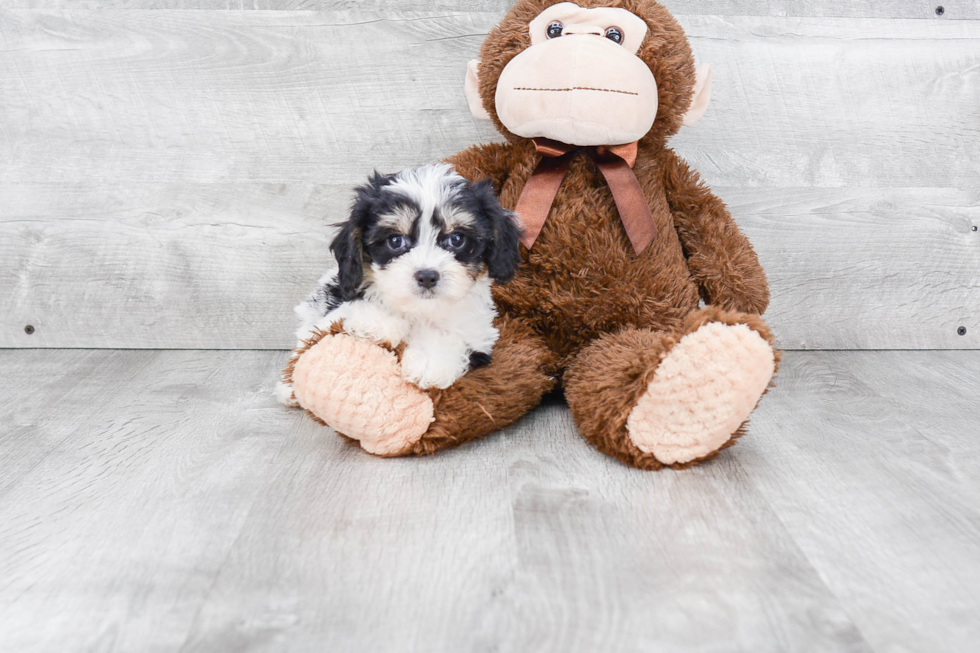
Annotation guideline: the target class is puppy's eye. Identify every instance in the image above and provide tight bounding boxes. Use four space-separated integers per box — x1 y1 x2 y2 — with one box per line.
604 27 624 44
547 21 563 39
444 233 468 250
387 234 406 251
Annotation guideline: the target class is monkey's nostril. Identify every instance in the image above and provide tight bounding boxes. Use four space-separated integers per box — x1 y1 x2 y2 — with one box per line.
415 269 440 289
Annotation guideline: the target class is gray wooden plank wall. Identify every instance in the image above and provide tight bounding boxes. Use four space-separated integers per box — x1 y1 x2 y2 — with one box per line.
1 3 977 349
5 1 979 19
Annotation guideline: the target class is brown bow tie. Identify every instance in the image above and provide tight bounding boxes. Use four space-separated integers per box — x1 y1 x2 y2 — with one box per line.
515 138 658 254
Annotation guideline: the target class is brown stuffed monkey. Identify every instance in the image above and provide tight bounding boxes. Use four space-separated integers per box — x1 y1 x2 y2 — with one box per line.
285 0 779 469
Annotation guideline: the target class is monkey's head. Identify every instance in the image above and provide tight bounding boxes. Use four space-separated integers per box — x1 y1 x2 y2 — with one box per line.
465 0 711 148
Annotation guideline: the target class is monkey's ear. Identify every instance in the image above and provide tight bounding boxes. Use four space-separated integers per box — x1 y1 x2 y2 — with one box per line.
465 60 492 120
683 64 713 127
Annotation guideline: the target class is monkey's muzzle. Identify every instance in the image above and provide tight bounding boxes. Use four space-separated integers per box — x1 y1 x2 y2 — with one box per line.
495 34 658 146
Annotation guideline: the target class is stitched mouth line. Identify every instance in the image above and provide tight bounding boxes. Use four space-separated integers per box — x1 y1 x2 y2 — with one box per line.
514 86 639 96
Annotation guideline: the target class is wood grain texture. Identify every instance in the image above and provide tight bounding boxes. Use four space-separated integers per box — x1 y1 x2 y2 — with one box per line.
0 183 341 349
180 404 870 653
3 11 977 187
0 350 298 652
743 350 980 653
1 9 978 349
1 349 979 652
2 184 976 349
0 350 158 496
5 1 977 20
729 187 980 350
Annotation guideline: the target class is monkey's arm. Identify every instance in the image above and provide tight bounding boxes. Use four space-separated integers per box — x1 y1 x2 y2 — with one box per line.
662 150 770 314
444 142 515 191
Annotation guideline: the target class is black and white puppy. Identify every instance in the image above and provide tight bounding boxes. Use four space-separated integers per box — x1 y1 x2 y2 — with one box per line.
280 163 521 398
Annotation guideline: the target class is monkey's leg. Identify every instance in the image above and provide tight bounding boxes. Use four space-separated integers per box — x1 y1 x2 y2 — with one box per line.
563 307 779 469
288 317 557 457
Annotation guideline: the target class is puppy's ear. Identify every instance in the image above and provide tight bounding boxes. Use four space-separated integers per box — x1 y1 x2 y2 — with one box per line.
329 172 389 300
471 179 522 283
329 220 363 301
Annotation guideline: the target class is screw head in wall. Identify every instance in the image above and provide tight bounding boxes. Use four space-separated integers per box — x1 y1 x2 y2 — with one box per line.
958 326 967 336
936 6 945 15
24 325 35 335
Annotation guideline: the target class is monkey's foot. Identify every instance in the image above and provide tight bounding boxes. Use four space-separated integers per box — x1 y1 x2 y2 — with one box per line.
625 322 775 465
291 333 434 456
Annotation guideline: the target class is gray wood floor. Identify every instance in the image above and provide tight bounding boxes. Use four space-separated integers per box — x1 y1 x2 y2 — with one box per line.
1 349 978 652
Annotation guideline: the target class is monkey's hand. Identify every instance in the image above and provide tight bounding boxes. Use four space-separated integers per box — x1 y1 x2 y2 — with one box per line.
663 150 770 315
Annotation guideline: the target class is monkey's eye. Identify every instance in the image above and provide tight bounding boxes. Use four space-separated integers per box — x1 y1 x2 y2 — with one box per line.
547 21 564 39
443 233 468 250
386 234 406 251
604 27 624 44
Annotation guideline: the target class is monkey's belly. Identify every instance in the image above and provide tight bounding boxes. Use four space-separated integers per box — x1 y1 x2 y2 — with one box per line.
495 159 701 357
494 259 700 359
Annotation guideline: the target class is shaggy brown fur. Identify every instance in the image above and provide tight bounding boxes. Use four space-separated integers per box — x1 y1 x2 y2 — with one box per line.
409 316 559 456
438 0 778 467
289 0 779 468
564 307 781 470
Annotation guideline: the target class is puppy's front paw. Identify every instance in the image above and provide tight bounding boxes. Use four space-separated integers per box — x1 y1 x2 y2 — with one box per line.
400 346 468 390
342 305 410 347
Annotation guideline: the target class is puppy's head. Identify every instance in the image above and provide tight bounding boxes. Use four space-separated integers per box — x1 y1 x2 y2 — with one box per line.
330 163 522 315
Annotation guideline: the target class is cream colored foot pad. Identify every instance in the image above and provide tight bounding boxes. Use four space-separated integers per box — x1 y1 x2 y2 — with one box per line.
292 334 434 456
626 322 775 465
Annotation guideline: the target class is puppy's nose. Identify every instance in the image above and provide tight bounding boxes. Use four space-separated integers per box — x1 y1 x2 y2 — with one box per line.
414 269 440 289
